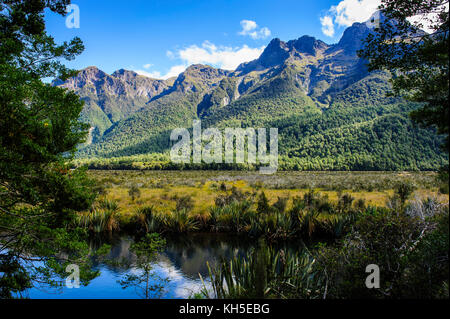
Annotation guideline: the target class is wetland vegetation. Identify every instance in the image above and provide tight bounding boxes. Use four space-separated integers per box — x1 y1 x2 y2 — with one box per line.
51 169 448 299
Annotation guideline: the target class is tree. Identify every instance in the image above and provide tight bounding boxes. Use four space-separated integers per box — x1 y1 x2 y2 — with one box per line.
359 0 449 152
118 233 168 299
394 181 416 207
128 183 141 202
257 191 270 215
0 0 97 298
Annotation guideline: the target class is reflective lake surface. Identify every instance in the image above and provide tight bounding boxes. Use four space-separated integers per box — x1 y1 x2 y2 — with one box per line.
27 233 279 299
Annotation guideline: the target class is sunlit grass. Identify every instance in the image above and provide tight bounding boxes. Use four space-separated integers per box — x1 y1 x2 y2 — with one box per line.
83 170 447 227
100 185 446 217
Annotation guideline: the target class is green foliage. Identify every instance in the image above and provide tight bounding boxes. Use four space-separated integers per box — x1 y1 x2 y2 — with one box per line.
203 239 323 299
74 201 120 234
256 192 271 215
316 205 449 298
164 209 200 233
437 165 449 194
118 233 168 299
276 100 447 171
272 196 289 214
214 186 249 206
394 181 416 207
172 194 194 212
205 188 358 240
73 95 447 171
0 0 100 297
0 254 32 299
359 0 449 151
406 210 449 298
205 198 448 299
128 183 141 202
134 206 159 233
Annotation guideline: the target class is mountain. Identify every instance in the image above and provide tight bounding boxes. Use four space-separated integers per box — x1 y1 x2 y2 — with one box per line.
77 65 230 157
54 66 173 142
58 17 447 170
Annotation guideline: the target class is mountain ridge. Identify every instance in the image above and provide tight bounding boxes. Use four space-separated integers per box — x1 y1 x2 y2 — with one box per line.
55 15 447 170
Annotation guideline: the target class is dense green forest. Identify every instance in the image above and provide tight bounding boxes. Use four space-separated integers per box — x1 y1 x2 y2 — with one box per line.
73 72 447 171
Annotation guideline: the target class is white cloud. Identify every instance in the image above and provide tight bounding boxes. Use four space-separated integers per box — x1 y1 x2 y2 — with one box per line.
332 0 381 27
135 64 187 80
320 0 381 37
258 27 272 39
166 50 175 59
239 20 257 33
177 41 264 70
320 15 335 37
165 65 189 78
134 69 159 78
320 0 448 37
135 41 264 80
134 20 269 80
407 3 449 34
239 19 272 40
134 41 264 79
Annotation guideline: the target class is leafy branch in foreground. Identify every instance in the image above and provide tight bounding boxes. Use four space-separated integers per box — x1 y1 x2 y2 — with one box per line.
0 0 100 298
359 0 449 152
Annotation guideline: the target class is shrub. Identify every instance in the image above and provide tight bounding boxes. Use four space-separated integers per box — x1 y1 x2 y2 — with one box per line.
203 239 322 299
354 198 366 212
133 206 163 233
272 196 289 214
338 193 355 211
394 181 416 207
215 186 249 207
172 194 195 212
314 205 449 298
257 192 271 215
164 209 199 233
128 183 141 202
75 209 119 234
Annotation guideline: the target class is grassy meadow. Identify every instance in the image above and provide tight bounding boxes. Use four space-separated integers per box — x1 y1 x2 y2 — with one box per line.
86 170 447 227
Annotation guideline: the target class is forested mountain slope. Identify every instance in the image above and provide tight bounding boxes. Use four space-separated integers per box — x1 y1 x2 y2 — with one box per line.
58 19 447 170
54 67 174 142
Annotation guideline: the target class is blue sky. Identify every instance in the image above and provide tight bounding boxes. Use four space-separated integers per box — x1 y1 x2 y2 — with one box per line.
45 0 382 79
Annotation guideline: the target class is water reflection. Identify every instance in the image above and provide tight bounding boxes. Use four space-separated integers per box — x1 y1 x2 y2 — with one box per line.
163 233 254 279
28 233 261 299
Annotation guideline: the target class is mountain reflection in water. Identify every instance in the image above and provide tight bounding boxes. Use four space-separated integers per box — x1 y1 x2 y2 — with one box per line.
28 233 260 299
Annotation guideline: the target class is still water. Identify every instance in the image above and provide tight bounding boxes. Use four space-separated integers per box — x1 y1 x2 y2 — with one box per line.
28 233 266 299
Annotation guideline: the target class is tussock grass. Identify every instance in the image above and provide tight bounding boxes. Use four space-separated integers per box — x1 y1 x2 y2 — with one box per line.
78 170 447 239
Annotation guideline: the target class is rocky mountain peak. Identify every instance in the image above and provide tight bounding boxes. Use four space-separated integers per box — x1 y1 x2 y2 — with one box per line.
289 36 329 55
53 66 107 89
111 69 141 81
173 64 230 92
334 22 371 54
258 38 290 68
182 64 228 77
79 66 106 79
